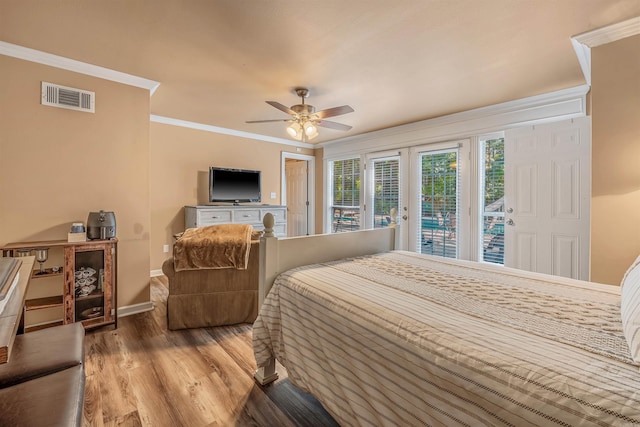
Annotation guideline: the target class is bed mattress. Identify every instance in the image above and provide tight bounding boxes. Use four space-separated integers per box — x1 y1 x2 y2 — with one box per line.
253 250 640 426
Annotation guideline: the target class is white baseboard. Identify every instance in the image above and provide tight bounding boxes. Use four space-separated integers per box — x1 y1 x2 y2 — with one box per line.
23 302 154 327
150 269 164 277
118 301 154 318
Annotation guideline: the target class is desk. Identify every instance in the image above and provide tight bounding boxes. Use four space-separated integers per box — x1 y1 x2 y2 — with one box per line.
0 257 34 364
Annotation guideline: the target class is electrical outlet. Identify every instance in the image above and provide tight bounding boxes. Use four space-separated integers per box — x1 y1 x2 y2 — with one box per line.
270 192 276 200
163 244 170 253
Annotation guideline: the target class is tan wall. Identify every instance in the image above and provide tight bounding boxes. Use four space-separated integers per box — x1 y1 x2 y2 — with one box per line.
0 56 151 320
591 34 640 285
149 122 314 270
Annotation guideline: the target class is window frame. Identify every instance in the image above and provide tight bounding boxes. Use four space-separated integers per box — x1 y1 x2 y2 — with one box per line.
326 156 362 234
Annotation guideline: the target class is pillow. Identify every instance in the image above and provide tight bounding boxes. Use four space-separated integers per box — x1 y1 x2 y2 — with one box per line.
620 254 640 363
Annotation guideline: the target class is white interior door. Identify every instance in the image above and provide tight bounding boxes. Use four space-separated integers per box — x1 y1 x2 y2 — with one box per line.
504 117 590 279
285 159 309 236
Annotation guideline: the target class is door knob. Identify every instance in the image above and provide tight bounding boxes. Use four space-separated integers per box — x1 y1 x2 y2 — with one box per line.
402 215 408 220
506 219 514 226
506 208 513 213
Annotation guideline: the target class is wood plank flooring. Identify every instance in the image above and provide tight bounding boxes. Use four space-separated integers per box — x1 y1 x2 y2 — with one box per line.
82 276 340 427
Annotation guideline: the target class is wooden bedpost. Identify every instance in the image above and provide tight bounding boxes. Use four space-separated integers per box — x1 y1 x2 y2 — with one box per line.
258 213 279 308
255 212 279 385
254 357 278 386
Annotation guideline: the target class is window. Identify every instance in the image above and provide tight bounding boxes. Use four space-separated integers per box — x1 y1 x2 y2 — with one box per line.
329 158 361 233
480 137 505 264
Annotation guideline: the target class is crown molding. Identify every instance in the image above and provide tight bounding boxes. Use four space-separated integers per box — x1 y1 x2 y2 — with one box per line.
150 115 315 149
571 16 640 86
0 41 160 95
572 16 640 48
322 85 589 158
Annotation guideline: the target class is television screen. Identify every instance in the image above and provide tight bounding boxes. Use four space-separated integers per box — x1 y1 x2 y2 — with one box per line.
209 167 261 203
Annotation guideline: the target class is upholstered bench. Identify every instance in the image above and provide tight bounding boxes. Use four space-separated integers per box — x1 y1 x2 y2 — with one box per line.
162 239 259 330
0 365 85 426
0 323 85 387
0 323 85 426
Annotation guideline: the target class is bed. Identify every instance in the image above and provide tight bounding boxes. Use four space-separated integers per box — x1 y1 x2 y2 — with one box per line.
252 214 640 426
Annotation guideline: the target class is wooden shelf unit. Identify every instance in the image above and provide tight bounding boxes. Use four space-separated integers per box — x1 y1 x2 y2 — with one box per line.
1 239 118 331
30 268 63 279
24 295 63 311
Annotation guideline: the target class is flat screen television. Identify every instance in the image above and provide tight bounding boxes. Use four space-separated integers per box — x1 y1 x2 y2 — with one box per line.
209 167 261 204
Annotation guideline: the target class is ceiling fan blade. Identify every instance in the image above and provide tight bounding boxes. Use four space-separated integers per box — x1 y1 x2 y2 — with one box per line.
245 119 292 123
313 105 354 119
266 101 297 116
316 120 352 131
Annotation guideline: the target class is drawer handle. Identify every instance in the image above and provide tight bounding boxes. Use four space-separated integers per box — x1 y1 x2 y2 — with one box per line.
243 214 251 217
211 216 219 219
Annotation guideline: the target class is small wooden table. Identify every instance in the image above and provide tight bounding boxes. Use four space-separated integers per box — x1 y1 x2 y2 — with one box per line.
0 257 34 364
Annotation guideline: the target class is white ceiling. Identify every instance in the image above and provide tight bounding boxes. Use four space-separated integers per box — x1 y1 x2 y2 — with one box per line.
2 0 640 144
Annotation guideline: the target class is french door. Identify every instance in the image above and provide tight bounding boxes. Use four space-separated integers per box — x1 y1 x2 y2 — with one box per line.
408 141 469 259
363 141 469 257
364 150 409 249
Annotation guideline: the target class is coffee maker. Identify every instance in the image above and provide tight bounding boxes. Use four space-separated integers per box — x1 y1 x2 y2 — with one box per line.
87 210 116 240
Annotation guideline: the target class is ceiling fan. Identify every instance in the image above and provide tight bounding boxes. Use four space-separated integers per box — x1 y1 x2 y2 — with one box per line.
246 88 354 142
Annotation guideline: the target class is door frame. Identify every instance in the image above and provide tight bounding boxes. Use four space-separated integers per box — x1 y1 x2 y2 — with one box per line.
281 152 315 235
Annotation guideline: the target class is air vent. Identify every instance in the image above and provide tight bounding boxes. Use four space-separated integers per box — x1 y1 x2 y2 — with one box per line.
41 82 95 113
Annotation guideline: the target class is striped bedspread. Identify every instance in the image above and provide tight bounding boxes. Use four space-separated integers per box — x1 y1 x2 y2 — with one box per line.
253 251 640 427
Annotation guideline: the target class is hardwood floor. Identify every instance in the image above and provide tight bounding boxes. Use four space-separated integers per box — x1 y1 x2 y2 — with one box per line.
82 276 340 427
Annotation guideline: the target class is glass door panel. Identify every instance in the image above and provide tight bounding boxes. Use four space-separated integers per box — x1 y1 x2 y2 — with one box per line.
364 150 409 249
418 149 458 258
367 156 400 229
74 249 105 322
480 137 505 264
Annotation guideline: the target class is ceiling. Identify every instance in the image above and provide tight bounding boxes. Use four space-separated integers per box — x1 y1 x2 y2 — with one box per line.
2 1 640 145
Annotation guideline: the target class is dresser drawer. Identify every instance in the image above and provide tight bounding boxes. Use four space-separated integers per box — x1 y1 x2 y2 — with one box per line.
252 222 287 237
261 207 286 223
196 209 232 225
232 209 261 223
185 205 287 236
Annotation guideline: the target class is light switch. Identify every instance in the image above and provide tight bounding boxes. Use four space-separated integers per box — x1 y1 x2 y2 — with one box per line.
270 192 277 199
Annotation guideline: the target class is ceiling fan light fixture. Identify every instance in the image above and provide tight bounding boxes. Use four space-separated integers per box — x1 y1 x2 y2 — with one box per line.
306 125 319 140
247 87 354 142
286 122 302 139
303 120 317 136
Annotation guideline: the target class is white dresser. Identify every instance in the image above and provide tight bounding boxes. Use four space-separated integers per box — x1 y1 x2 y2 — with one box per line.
184 205 287 237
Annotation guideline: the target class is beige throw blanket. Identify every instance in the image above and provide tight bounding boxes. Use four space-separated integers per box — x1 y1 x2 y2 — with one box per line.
173 224 253 272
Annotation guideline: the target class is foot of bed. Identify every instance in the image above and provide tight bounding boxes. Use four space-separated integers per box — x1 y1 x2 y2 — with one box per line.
254 358 278 385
